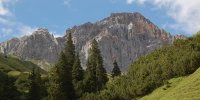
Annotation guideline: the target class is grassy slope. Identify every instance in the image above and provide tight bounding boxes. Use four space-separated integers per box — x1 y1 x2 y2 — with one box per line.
140 67 200 100
0 54 46 75
30 59 52 71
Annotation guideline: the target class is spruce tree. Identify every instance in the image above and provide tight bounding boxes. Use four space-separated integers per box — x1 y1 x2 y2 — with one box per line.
63 32 76 99
111 60 121 77
27 68 41 100
48 32 76 100
72 53 84 82
72 53 84 97
48 52 69 100
84 39 108 92
65 32 75 67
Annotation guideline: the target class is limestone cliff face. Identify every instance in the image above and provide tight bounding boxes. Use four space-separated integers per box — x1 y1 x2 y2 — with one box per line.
0 12 173 72
0 28 65 64
69 12 172 71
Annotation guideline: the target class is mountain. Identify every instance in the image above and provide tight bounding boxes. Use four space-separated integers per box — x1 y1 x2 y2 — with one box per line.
0 12 173 72
0 28 64 64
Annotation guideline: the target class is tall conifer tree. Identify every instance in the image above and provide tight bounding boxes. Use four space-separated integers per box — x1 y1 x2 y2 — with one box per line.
84 39 108 92
111 60 121 77
27 68 41 100
72 53 84 82
48 32 76 100
72 53 84 97
65 32 75 67
48 52 67 100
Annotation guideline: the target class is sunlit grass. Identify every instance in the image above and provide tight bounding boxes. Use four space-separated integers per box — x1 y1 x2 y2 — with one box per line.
140 68 200 100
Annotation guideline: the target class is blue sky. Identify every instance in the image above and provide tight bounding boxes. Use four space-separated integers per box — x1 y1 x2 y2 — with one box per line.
0 0 200 42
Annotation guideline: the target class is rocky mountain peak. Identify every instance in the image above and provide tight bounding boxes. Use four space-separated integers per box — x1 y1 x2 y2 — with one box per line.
110 12 145 20
31 28 54 39
0 28 63 66
98 12 150 26
0 12 173 72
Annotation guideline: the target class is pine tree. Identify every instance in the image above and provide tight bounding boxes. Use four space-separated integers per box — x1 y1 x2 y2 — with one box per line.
63 32 76 99
48 32 76 100
111 60 121 77
72 53 84 97
48 51 74 100
27 68 41 100
72 53 84 82
84 39 108 92
65 32 75 67
48 56 66 100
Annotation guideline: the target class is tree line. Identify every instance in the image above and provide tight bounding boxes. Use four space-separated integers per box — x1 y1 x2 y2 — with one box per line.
0 33 121 100
3 31 200 100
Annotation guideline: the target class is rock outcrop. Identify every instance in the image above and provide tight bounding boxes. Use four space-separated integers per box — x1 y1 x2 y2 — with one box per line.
0 28 65 64
0 12 173 72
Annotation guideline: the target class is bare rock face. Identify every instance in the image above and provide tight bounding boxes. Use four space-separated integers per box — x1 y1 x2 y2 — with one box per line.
70 12 173 71
0 28 65 64
0 12 173 72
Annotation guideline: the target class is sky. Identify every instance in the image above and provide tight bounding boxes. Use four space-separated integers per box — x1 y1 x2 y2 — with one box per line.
0 0 200 42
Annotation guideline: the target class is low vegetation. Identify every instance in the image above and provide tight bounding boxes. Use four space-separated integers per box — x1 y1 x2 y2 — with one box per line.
140 67 200 100
0 54 46 74
81 32 200 99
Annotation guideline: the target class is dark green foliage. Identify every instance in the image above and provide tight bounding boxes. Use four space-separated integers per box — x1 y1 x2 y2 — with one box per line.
27 68 42 100
72 53 84 97
63 32 76 99
48 67 66 100
0 53 46 99
48 33 76 100
81 90 113 100
3 31 200 99
0 71 20 100
15 73 30 93
108 37 200 99
65 32 75 67
111 60 121 77
84 33 200 100
48 52 73 100
72 53 84 82
84 39 108 93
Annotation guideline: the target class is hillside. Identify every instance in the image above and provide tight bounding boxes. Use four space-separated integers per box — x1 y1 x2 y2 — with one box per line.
0 53 46 75
140 67 200 100
80 32 200 100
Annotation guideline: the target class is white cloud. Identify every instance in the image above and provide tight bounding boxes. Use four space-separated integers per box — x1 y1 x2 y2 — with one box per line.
54 34 62 38
0 17 8 24
0 0 18 16
0 0 38 41
127 0 200 35
127 0 134 4
18 24 37 36
0 0 11 16
50 31 63 38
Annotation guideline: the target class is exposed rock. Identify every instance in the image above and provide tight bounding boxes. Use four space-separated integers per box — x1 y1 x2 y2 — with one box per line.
0 12 173 72
174 34 186 39
0 28 64 65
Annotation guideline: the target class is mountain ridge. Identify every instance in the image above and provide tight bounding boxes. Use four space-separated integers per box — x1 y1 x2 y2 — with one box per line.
0 12 173 72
